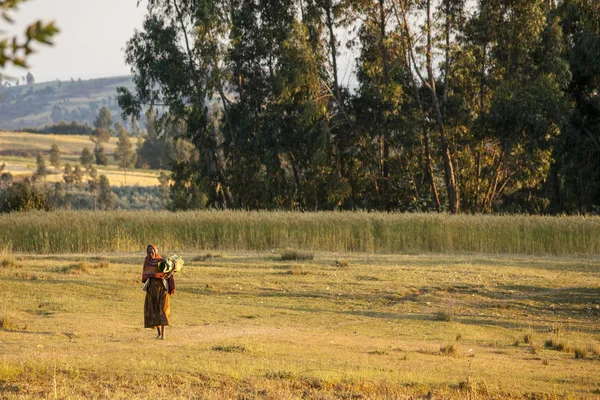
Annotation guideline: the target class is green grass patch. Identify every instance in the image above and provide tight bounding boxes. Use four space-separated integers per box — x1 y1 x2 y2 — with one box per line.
211 345 246 353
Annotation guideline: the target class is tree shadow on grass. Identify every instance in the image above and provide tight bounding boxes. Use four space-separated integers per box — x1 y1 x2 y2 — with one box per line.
1 329 57 336
480 285 600 306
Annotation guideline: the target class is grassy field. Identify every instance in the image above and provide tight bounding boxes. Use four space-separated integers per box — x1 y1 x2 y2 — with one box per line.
0 131 117 158
0 250 599 399
0 211 598 255
0 131 162 187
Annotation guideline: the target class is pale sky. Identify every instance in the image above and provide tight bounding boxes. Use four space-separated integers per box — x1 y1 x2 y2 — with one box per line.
2 0 148 83
2 0 358 88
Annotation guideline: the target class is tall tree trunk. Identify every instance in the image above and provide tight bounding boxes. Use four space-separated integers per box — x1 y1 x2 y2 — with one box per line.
425 0 459 213
397 0 441 212
424 129 441 211
325 4 341 103
212 150 231 208
379 0 391 210
474 149 481 213
549 161 562 213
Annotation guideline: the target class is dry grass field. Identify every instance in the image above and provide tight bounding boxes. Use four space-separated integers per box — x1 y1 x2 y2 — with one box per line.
1 250 599 399
0 131 162 187
0 131 118 160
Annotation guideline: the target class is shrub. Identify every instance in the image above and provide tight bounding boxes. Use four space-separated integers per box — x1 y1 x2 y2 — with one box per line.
588 344 600 357
0 256 22 269
435 310 454 322
211 345 245 353
368 350 389 355
0 314 17 330
265 370 293 380
574 347 587 359
440 344 457 356
545 339 573 353
281 250 314 261
0 181 50 213
56 261 90 274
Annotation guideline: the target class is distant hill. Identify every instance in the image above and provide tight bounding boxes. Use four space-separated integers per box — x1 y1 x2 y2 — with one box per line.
0 76 136 130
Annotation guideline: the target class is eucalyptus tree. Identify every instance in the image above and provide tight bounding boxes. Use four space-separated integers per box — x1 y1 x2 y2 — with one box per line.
49 143 61 168
224 0 335 209
119 0 232 209
93 106 113 134
97 175 115 210
351 0 417 210
552 0 600 214
393 0 466 213
468 0 570 212
80 147 94 170
34 153 48 182
113 122 137 185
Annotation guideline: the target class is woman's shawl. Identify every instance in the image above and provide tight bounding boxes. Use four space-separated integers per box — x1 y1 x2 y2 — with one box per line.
142 244 175 294
142 244 163 282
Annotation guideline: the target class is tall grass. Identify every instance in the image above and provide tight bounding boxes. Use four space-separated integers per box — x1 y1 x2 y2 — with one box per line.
0 210 598 255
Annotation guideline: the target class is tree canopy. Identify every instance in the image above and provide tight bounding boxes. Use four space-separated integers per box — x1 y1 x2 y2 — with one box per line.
119 0 600 214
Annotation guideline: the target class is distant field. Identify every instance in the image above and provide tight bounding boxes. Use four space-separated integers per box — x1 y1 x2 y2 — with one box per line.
0 251 598 398
0 131 117 157
0 131 162 187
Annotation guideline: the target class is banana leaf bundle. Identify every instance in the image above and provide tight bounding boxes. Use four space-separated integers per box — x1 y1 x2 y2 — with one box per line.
159 254 184 274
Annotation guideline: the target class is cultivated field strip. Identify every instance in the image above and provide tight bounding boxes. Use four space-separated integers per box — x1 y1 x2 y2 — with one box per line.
0 211 598 255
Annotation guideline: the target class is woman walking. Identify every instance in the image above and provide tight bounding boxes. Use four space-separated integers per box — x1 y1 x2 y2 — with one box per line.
142 244 175 339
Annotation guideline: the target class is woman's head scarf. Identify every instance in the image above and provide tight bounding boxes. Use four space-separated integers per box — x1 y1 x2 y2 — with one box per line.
145 244 161 264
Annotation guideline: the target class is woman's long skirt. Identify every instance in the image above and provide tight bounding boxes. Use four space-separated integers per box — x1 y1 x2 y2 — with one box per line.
144 278 171 328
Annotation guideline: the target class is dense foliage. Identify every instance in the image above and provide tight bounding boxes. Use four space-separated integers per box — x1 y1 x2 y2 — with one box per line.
0 179 50 213
20 121 94 135
112 0 597 214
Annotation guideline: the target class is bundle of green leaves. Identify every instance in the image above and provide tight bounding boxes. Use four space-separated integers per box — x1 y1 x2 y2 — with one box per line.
158 254 183 274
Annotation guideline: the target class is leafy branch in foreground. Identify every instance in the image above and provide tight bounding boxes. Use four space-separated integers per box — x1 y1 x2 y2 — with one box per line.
0 0 59 69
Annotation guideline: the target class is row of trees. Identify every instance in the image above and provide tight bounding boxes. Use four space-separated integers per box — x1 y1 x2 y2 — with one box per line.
0 166 114 213
118 0 600 214
88 106 197 177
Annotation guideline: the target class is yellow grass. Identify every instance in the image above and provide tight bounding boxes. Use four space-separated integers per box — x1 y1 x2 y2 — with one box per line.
0 131 162 187
1 251 599 398
0 131 117 158
1 211 598 255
